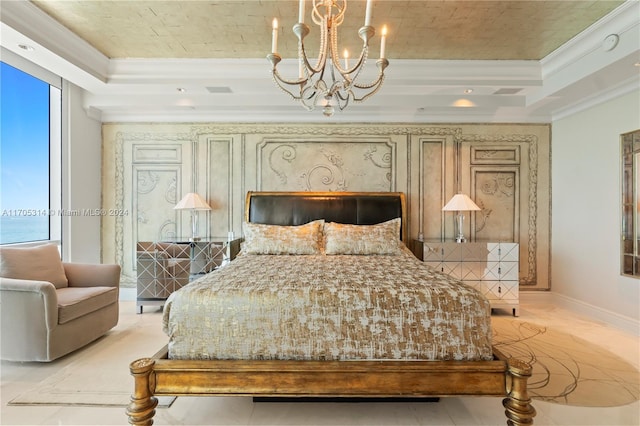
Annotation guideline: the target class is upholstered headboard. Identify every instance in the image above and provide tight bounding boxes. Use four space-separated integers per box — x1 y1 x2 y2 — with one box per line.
245 191 407 242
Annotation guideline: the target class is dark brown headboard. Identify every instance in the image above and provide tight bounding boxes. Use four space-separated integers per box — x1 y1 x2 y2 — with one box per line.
245 191 407 242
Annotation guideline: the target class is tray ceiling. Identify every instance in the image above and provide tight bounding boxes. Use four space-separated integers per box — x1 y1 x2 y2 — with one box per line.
31 0 623 60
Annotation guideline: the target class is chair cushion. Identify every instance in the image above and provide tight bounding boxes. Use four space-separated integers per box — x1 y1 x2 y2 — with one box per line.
56 286 118 324
0 244 68 289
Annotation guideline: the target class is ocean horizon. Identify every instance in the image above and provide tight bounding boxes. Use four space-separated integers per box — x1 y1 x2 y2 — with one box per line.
0 215 49 245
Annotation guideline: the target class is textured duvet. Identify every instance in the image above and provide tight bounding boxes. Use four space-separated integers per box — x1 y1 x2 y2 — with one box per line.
162 247 493 361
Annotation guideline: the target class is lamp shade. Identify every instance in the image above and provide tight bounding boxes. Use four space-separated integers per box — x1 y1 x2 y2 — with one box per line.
442 193 481 212
174 193 211 210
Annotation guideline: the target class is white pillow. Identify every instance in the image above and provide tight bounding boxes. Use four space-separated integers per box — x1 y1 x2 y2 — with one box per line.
323 218 402 255
242 220 324 255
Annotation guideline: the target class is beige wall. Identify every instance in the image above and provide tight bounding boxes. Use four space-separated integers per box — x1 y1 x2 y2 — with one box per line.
102 123 550 289
552 89 640 323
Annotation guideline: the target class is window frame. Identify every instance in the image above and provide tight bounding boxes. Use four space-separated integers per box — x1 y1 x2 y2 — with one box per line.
1 47 62 246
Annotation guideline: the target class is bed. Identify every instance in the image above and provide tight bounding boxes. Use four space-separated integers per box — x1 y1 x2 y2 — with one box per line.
127 191 535 426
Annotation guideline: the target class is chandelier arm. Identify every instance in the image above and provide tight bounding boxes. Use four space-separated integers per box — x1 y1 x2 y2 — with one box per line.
350 58 389 90
268 1 388 115
271 63 321 107
300 24 328 75
330 25 375 79
351 74 382 90
334 90 351 111
328 24 350 80
271 73 305 101
301 87 320 110
271 66 309 88
350 75 386 103
327 60 346 96
291 22 325 78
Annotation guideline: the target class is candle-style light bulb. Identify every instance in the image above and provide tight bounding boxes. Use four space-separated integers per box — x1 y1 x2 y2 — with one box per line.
271 18 278 54
365 0 373 26
344 49 349 69
299 0 305 23
380 25 387 59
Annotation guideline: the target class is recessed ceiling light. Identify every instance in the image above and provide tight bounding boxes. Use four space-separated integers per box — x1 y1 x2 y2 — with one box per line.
464 89 473 94
18 44 34 52
177 88 186 93
452 99 476 108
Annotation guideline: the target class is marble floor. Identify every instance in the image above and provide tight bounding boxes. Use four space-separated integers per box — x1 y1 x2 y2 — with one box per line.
1 293 638 426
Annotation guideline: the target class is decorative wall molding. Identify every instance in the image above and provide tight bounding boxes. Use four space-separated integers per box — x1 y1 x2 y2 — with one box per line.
111 130 194 279
187 123 465 136
103 123 550 290
461 133 539 286
256 139 396 192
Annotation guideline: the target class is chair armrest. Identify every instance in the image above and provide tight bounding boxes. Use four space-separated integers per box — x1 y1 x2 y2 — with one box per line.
63 263 121 288
0 277 58 331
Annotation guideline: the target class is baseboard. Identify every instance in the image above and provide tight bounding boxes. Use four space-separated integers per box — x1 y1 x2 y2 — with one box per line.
521 291 640 336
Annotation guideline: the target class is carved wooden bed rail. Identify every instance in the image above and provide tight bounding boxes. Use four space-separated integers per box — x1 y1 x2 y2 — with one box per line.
126 346 535 425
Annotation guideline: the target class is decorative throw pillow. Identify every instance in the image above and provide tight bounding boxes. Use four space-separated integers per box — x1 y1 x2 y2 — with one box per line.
0 243 69 288
323 218 402 255
242 220 324 255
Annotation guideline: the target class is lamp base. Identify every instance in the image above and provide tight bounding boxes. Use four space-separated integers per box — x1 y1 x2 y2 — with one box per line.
455 213 467 243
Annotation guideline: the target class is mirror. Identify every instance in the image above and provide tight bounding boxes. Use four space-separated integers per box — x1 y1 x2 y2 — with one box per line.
621 129 640 277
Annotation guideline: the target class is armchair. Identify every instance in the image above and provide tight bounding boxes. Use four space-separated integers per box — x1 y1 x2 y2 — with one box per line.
0 244 120 362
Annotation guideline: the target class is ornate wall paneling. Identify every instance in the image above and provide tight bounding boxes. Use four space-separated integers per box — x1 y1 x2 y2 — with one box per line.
459 134 543 289
102 125 241 283
197 133 239 238
250 136 398 192
411 128 460 241
410 125 549 290
103 123 548 289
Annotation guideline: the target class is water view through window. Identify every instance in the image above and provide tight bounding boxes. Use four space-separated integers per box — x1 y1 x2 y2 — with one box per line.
1 62 54 244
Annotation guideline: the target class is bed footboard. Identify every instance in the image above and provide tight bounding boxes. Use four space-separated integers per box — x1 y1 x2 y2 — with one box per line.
127 358 158 426
503 358 536 426
126 346 535 426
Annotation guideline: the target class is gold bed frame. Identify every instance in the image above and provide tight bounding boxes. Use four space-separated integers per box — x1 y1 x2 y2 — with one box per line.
127 192 535 426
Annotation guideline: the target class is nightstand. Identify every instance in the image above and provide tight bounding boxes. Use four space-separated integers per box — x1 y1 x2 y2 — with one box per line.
135 237 241 314
416 240 520 316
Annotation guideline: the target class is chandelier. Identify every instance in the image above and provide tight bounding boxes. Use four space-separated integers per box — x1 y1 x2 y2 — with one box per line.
267 0 389 117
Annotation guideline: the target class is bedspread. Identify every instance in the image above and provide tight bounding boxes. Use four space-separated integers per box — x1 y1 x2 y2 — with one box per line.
162 248 493 361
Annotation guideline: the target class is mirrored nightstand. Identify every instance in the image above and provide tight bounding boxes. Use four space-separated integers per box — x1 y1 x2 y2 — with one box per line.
415 240 520 316
135 237 241 314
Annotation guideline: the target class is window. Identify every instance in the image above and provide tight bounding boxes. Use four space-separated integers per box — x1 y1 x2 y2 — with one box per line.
1 55 62 245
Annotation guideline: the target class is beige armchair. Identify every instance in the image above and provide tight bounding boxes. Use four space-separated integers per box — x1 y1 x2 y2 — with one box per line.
0 244 120 362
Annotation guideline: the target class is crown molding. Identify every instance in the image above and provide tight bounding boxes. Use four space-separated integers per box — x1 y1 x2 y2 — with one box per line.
527 1 640 112
551 76 640 122
0 0 109 84
541 1 639 77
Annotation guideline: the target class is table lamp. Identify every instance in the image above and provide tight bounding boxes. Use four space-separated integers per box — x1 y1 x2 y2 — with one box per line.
174 192 211 241
442 193 481 243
